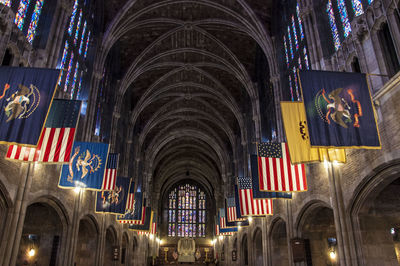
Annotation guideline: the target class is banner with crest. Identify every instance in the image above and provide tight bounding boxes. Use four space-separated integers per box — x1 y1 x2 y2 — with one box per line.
0 67 60 146
299 70 381 148
128 208 153 231
95 176 130 214
58 142 109 190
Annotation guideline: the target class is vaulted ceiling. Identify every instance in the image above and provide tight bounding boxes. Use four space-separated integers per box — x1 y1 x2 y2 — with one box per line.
99 0 277 202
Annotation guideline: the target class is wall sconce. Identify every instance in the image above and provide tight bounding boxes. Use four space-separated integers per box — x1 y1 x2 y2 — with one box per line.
28 248 36 257
327 237 337 261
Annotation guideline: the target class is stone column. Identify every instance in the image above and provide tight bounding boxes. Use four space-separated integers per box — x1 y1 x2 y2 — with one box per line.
65 189 83 266
270 75 284 142
45 1 71 68
97 214 107 266
286 200 295 266
386 7 400 62
261 218 270 266
301 7 320 70
83 69 103 141
0 8 14 64
2 163 33 266
327 164 357 266
109 109 121 152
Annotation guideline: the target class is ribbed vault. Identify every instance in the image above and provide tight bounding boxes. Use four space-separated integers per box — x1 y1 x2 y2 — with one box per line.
99 0 276 211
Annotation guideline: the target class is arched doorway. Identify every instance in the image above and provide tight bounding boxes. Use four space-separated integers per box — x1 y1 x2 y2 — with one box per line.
352 175 400 265
0 184 10 255
299 204 337 266
241 234 249 266
74 216 99 266
131 236 138 266
104 226 118 266
253 228 263 265
16 202 65 266
121 232 129 265
270 218 289 266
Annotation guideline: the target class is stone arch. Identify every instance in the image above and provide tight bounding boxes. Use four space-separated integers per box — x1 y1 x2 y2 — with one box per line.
296 200 337 266
131 236 138 266
121 231 129 265
16 198 68 266
349 160 400 265
103 225 118 265
252 227 263 265
241 233 249 266
0 177 12 251
269 216 289 266
74 214 100 266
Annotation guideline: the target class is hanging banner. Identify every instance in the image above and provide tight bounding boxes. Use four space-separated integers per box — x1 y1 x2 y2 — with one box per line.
299 70 381 148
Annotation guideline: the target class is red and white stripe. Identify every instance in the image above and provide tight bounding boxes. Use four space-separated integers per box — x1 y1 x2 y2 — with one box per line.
227 207 237 222
101 168 117 190
215 224 220 235
258 143 307 192
126 193 135 210
238 188 273 216
6 127 75 163
151 222 156 235
220 216 226 229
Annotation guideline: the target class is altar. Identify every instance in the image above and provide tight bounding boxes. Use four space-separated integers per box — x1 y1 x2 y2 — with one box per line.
177 237 196 263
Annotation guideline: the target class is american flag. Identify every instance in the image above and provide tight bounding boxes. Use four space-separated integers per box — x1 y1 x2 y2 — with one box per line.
125 179 135 210
6 99 81 162
219 208 227 228
237 177 273 216
251 155 292 199
118 198 146 225
137 222 156 235
226 197 246 222
101 153 119 190
257 142 307 192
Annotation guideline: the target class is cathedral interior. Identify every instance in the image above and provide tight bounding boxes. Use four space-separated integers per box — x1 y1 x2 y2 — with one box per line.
1 0 400 265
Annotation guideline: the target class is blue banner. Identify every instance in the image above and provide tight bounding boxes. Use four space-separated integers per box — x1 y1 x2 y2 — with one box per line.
117 198 146 223
0 67 60 146
128 207 152 231
299 70 380 148
59 142 109 190
95 176 130 214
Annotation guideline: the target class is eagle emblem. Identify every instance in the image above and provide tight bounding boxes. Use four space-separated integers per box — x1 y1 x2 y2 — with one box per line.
101 186 124 208
3 83 40 122
67 146 102 182
315 88 362 128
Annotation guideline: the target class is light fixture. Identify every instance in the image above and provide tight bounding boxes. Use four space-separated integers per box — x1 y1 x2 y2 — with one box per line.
324 160 329 170
332 160 339 167
149 234 154 240
219 235 223 241
28 248 36 257
74 187 81 194
329 250 336 260
156 237 160 243
248 216 253 223
238 225 241 230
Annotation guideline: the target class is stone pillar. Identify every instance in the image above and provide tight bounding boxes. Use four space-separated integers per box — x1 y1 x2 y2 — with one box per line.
270 75 284 142
97 214 107 266
83 69 103 141
2 163 33 266
109 109 121 152
261 218 270 266
45 1 71 68
301 8 321 70
0 8 14 64
65 189 83 266
286 200 295 266
327 164 357 266
386 8 400 62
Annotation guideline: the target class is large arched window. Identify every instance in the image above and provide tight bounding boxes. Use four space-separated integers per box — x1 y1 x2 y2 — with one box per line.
57 0 93 100
281 1 310 101
168 183 206 237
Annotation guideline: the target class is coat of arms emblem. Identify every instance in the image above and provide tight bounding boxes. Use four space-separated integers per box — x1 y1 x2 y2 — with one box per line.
2 83 40 122
67 146 102 182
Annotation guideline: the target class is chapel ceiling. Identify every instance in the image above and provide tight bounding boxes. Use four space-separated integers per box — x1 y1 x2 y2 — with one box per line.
100 0 275 199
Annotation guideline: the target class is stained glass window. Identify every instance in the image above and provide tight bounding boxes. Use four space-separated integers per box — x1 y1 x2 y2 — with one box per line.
64 52 74 92
70 61 79 98
58 0 93 100
284 36 289 67
168 183 206 237
26 0 44 44
337 0 352 37
68 0 78 35
296 4 304 41
292 15 299 50
0 0 11 7
282 2 310 101
368 0 373 4
352 0 364 16
79 21 87 55
15 0 30 31
84 31 90 58
327 0 341 51
74 10 82 45
287 26 294 59
58 40 69 85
